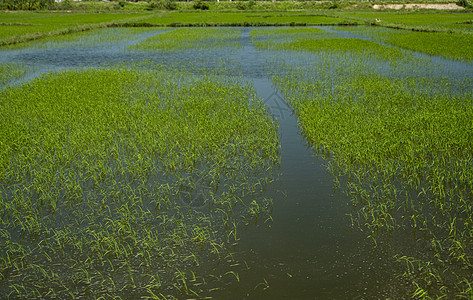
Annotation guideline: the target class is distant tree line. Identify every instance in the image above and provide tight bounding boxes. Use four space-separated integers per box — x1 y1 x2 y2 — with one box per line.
0 0 354 11
1 0 210 11
1 0 54 10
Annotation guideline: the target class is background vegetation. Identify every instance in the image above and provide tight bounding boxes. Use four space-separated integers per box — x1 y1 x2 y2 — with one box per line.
1 0 471 12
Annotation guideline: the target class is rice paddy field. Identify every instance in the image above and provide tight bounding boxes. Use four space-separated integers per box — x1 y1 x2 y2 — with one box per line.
1 9 473 299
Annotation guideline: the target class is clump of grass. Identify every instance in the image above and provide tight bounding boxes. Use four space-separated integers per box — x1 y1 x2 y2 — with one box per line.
131 28 241 51
0 62 35 87
136 12 348 27
252 28 325 36
251 27 405 61
267 28 473 298
6 27 163 50
0 64 279 298
335 11 473 29
384 30 473 61
0 12 152 46
251 27 327 49
275 71 473 299
336 25 473 61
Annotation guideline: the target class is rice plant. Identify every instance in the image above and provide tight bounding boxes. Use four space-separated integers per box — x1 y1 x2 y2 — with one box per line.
0 64 280 298
267 29 473 298
131 28 242 52
0 62 35 87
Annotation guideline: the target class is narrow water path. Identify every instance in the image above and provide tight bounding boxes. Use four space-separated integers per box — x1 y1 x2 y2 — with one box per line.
213 29 399 299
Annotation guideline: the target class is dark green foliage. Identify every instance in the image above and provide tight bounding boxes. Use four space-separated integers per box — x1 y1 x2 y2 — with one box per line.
328 1 339 9
236 0 256 10
147 0 177 10
193 0 209 10
457 0 473 8
0 0 54 10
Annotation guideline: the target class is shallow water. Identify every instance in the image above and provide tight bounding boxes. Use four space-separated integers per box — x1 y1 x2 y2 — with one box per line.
226 78 398 299
1 26 472 298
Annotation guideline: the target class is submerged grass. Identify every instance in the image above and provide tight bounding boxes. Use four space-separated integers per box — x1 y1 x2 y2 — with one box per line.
0 62 34 87
135 12 350 27
250 27 329 49
251 27 405 61
333 25 473 61
0 11 351 47
336 11 473 28
383 30 473 61
0 12 152 46
5 27 163 50
268 29 473 298
131 27 241 51
0 65 279 298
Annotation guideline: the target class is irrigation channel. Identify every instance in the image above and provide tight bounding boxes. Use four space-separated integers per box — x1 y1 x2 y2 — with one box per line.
1 26 473 299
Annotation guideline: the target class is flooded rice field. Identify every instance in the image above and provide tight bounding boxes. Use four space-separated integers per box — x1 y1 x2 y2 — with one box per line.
1 26 473 299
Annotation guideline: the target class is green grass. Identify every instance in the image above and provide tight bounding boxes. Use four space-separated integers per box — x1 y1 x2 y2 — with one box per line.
1 13 473 298
0 62 35 87
251 27 407 62
384 30 473 61
1 10 471 49
0 12 152 45
0 11 151 25
131 27 241 51
5 27 161 50
334 25 473 61
134 11 352 26
0 11 352 46
336 11 473 27
269 33 473 297
40 0 372 12
0 65 279 298
250 27 327 41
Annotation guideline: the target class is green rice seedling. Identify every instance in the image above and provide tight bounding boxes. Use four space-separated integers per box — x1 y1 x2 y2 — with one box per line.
0 12 151 27
6 27 164 50
337 14 473 60
0 12 152 46
131 27 241 51
252 27 325 36
383 30 473 61
251 27 335 50
0 63 279 298
275 37 382 52
251 27 407 62
335 11 473 29
134 11 350 27
0 62 35 87
336 25 473 61
268 31 473 298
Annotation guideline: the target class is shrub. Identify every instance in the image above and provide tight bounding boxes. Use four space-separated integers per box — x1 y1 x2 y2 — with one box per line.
457 0 473 8
193 0 209 10
236 0 256 10
147 0 177 10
